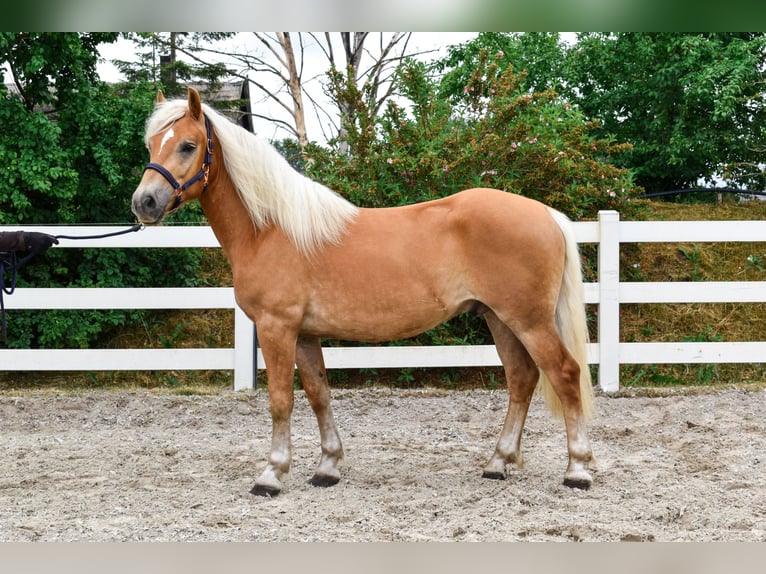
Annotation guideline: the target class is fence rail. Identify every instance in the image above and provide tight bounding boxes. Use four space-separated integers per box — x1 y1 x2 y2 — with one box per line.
2 212 766 392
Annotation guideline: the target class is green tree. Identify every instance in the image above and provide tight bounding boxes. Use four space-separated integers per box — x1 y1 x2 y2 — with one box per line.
1 32 204 349
113 33 234 97
311 52 642 220
435 32 569 106
566 33 766 191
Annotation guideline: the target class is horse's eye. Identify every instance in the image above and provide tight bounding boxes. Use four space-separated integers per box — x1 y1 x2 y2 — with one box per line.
180 142 197 154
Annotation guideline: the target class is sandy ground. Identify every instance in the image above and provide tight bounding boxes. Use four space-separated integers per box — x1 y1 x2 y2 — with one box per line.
0 385 764 542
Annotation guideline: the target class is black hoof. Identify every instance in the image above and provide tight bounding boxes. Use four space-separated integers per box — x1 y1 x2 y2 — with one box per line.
563 478 591 490
482 471 507 481
250 483 281 497
309 474 340 487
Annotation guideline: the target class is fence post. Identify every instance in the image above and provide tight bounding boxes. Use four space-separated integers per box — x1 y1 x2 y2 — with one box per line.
233 305 255 390
598 210 620 392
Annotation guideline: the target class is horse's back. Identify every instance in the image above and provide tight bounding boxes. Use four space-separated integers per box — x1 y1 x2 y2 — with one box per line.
354 188 558 240
335 188 564 282
426 188 565 259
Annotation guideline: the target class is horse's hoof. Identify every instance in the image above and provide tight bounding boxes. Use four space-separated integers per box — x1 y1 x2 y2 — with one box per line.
309 474 340 487
481 470 507 481
563 465 592 490
250 483 282 497
563 475 592 490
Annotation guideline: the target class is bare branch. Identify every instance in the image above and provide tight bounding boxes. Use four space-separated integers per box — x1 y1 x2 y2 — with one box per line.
145 32 424 150
250 111 298 138
319 32 335 66
257 33 289 70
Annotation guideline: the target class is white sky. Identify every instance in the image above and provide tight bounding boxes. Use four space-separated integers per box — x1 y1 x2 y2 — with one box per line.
4 33 571 144
96 32 479 82
96 32 480 143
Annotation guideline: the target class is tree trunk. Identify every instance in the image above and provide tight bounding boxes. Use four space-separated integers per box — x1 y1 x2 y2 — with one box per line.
278 33 308 151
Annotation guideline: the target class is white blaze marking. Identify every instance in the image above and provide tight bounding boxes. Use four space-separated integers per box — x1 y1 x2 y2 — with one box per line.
159 127 175 153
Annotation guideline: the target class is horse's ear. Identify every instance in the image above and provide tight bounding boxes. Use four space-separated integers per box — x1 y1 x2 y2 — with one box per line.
188 87 202 121
156 90 165 103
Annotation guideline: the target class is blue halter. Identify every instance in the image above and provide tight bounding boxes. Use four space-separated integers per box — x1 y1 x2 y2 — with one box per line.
143 114 214 213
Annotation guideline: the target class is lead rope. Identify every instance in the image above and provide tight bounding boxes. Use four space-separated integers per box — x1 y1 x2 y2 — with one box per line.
1 252 18 340
53 222 144 241
0 223 144 341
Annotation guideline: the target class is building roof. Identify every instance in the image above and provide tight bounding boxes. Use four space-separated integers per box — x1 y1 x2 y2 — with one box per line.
3 80 253 133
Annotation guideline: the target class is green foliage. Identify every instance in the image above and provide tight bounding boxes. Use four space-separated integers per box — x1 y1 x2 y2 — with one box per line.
158 321 191 348
310 50 644 220
746 254 765 272
567 33 766 191
436 32 568 104
1 33 204 349
430 32 766 194
114 33 236 97
677 245 703 281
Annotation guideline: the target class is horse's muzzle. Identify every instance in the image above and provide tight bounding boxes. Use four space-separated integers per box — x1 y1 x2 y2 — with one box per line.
131 187 167 225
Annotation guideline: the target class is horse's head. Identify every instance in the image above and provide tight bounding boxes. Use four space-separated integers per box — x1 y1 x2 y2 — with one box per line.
131 88 213 225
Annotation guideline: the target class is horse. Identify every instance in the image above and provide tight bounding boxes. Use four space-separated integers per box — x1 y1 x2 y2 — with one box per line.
131 88 594 497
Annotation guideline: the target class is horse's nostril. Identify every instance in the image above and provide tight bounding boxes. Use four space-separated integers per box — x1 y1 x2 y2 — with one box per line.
142 194 157 210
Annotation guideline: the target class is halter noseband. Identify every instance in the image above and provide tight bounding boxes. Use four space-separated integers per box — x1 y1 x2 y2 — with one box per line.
143 114 214 214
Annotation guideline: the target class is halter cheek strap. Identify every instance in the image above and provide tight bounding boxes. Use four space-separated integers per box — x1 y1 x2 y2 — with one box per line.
143 115 214 213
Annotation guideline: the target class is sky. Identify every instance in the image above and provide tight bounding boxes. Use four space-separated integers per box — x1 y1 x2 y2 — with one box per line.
96 32 480 143
96 33 480 83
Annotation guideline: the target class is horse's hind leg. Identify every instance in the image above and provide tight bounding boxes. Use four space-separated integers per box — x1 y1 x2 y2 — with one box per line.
295 336 344 487
482 311 540 480
517 326 593 489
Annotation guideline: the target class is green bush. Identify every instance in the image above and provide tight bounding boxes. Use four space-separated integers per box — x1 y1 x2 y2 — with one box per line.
310 52 645 220
1 34 205 349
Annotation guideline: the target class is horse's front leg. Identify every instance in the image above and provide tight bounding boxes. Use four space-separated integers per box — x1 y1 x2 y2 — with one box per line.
296 336 344 487
250 328 298 497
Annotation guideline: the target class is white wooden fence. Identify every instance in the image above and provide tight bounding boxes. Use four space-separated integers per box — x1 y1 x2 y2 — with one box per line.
2 211 766 392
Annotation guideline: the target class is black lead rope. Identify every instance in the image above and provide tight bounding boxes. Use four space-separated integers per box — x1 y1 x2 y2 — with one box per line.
1 252 18 340
53 222 144 241
0 223 144 340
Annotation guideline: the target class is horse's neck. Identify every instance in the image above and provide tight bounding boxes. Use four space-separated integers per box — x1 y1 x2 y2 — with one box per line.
199 164 258 267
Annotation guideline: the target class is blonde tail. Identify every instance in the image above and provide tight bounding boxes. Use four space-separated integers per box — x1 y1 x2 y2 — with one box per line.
538 208 594 420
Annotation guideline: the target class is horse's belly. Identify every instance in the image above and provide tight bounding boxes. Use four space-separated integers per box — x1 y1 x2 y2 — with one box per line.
301 295 464 343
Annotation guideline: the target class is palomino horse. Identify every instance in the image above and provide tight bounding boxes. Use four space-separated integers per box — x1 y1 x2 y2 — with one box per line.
132 88 594 497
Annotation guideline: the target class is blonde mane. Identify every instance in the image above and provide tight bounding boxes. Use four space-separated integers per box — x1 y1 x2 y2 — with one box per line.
145 98 359 255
